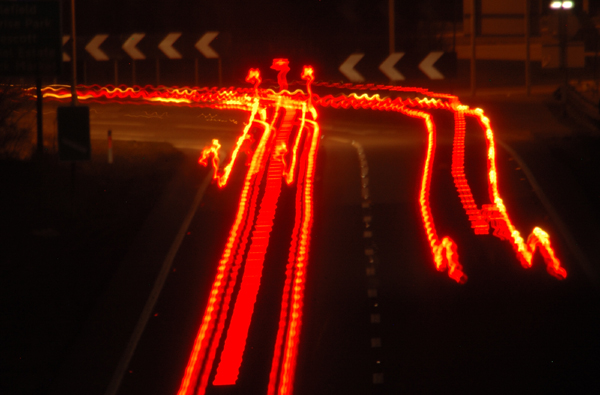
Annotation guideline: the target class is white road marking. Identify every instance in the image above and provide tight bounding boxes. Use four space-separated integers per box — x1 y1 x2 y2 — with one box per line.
328 136 385 385
174 123 239 131
104 167 215 395
362 188 370 200
326 136 351 144
92 120 145 127
373 373 384 384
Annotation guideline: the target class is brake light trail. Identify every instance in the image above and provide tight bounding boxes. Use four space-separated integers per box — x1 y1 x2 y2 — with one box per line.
37 62 567 394
176 60 322 395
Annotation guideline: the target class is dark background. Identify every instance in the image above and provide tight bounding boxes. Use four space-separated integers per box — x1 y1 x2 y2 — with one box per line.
60 0 465 85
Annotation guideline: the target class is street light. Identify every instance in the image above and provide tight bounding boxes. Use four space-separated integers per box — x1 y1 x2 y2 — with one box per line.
550 0 574 114
550 1 574 9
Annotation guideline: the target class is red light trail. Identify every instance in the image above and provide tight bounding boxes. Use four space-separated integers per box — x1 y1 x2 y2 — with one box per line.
37 62 567 394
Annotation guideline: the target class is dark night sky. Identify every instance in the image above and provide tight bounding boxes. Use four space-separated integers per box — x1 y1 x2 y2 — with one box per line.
74 0 461 37
60 0 600 83
70 0 463 67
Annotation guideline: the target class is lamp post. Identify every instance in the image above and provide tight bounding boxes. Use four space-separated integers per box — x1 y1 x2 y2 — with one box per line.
389 0 395 55
525 0 531 96
550 1 574 114
470 0 476 97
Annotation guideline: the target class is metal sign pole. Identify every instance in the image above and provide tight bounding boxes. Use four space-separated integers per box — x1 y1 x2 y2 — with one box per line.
218 57 222 87
525 0 531 96
36 77 43 155
470 0 476 97
389 0 395 55
132 60 136 86
156 58 160 86
70 0 78 105
114 59 118 86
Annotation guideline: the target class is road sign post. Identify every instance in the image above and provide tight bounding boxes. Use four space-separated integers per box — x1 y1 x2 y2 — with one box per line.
0 0 61 155
36 77 43 154
195 31 220 86
470 0 476 96
525 0 531 96
57 106 91 161
70 0 77 105
108 129 113 164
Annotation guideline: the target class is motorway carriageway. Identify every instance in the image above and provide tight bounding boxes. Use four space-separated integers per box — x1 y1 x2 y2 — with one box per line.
41 84 599 394
107 105 597 395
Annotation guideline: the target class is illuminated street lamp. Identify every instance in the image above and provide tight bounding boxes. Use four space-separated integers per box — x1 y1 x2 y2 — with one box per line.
549 0 574 114
550 1 574 9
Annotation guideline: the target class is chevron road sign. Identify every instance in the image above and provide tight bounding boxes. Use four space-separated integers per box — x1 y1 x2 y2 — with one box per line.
418 52 446 80
122 33 146 60
85 34 109 61
61 32 220 61
379 52 405 81
195 31 219 58
340 51 457 82
339 53 365 82
158 32 182 59
62 35 71 62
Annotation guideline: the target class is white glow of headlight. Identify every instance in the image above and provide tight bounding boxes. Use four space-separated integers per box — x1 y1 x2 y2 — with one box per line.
562 1 574 9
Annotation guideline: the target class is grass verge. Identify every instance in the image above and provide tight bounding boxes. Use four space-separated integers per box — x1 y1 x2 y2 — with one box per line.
0 139 183 394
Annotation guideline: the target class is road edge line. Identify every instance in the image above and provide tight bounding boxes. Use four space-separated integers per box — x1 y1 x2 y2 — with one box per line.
104 168 215 395
496 139 598 286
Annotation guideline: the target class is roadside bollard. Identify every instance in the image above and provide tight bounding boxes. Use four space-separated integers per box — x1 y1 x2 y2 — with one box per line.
108 129 113 164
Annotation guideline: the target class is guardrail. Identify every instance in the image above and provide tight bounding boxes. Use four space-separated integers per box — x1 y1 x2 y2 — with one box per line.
560 84 600 131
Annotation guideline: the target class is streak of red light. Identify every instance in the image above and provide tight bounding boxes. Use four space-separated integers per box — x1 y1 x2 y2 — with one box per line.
35 67 567 395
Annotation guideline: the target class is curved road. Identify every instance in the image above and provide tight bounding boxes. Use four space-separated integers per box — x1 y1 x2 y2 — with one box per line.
47 99 600 394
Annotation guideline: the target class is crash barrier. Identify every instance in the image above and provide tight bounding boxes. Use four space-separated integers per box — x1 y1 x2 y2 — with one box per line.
556 84 600 131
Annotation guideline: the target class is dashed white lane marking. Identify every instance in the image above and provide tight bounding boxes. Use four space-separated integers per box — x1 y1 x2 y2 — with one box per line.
362 187 370 200
329 136 384 387
373 373 384 384
92 120 145 127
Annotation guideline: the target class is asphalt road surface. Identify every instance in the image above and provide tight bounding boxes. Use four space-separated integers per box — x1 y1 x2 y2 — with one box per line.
43 101 248 151
48 99 600 394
